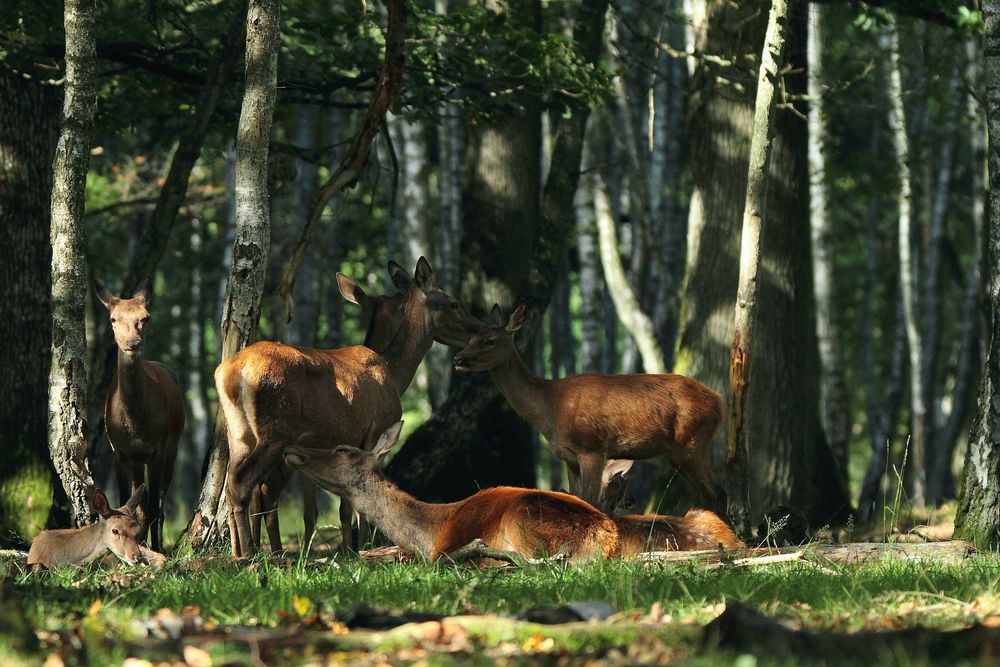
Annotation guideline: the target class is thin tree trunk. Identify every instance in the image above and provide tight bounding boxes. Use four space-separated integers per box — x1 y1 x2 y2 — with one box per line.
808 2 849 485
48 0 99 527
0 69 60 543
291 105 321 347
190 0 280 543
886 20 926 507
577 132 605 374
954 3 1000 544
183 218 209 511
726 0 792 534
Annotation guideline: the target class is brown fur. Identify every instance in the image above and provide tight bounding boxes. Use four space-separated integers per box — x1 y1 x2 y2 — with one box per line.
454 304 726 515
614 510 743 558
219 258 482 557
96 279 185 553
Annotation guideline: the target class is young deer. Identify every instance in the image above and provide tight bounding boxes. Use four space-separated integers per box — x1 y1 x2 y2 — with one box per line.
248 268 411 553
96 279 185 553
283 423 619 563
453 304 727 516
28 486 147 568
217 258 482 556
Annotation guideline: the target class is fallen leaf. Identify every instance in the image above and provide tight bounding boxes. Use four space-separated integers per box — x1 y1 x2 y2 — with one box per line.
183 644 212 667
87 600 102 617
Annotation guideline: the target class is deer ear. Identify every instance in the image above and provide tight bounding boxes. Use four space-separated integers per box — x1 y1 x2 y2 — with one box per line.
125 483 145 513
132 278 153 307
372 421 403 464
413 257 434 290
602 459 634 485
506 302 527 333
488 304 504 327
94 489 112 518
94 281 118 310
337 273 367 306
388 261 412 294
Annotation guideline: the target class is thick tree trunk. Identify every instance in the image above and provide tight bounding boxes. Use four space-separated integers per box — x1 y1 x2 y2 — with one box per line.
0 69 60 543
886 20 926 507
48 0 99 527
677 0 850 527
955 2 1000 546
191 0 279 543
808 3 849 485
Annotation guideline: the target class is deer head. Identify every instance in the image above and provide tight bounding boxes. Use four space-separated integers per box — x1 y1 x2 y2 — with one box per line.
399 257 483 347
283 422 404 497
95 484 146 566
452 302 526 372
95 279 154 355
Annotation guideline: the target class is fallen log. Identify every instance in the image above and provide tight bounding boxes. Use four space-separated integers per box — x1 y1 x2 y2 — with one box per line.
639 540 976 566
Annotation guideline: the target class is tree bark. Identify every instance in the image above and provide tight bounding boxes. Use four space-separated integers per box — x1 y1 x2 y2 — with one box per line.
190 0 280 542
0 68 61 543
577 132 605 374
954 1 1000 547
807 2 849 485
677 0 850 527
47 0 99 527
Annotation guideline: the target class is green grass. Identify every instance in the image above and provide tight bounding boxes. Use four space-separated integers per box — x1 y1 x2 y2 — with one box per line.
5 553 1000 665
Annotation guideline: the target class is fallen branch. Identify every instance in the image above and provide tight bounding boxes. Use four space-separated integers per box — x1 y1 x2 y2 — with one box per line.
639 541 976 566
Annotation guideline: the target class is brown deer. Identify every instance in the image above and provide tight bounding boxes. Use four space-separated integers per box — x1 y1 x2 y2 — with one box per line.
453 303 727 516
248 268 412 552
217 257 482 556
283 422 619 563
28 486 149 568
615 511 743 556
96 279 185 553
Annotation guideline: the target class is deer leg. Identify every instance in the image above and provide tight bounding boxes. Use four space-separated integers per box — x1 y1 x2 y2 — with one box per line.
566 460 581 496
302 476 318 550
339 497 355 553
227 446 267 557
145 460 163 553
675 456 728 519
577 453 607 508
114 457 132 506
259 464 291 552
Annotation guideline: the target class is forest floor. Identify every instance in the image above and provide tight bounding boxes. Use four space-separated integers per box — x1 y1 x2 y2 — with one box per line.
3 507 1000 666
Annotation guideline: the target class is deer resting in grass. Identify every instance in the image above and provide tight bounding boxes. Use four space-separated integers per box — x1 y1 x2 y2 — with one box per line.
284 422 620 563
217 257 482 557
28 486 151 568
453 304 727 516
248 268 412 553
96 279 185 553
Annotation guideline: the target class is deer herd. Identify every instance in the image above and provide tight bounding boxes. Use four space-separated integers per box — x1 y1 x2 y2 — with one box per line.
28 257 741 570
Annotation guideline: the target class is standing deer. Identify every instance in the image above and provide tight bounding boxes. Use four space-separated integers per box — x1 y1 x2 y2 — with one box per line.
283 422 620 563
96 279 185 553
249 266 412 552
453 303 727 516
28 486 148 568
217 257 481 556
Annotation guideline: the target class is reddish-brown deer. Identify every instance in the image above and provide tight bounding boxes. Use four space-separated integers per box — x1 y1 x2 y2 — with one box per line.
453 303 727 516
28 486 148 568
217 258 482 556
96 279 185 553
284 422 620 563
249 267 412 552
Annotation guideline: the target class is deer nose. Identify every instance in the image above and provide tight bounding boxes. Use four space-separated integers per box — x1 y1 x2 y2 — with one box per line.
453 354 468 369
127 339 143 351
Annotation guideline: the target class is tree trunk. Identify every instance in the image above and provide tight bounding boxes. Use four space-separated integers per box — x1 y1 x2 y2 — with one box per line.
807 2 849 486
954 2 1000 546
0 68 60 543
191 0 279 542
47 0 99 527
290 105 321 347
577 132 605 374
677 0 850 527
886 19 926 507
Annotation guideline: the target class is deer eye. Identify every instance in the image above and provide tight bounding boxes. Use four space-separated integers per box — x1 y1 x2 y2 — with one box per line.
112 528 120 536
450 302 459 311
110 318 117 324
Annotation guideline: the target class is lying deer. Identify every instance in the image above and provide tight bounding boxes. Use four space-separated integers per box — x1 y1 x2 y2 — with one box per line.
217 258 482 556
28 486 155 568
249 268 411 552
283 422 620 562
453 304 727 516
96 279 185 553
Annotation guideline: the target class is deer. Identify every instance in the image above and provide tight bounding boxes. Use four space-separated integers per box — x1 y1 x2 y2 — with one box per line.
217 257 482 557
96 279 185 553
27 486 155 569
247 269 412 553
452 303 727 518
283 422 620 563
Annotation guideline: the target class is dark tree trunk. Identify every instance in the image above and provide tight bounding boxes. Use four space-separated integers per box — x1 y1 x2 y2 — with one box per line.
676 0 851 527
0 68 61 544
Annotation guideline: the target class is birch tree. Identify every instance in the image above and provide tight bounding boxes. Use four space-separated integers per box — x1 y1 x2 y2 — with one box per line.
47 0 98 526
190 0 280 542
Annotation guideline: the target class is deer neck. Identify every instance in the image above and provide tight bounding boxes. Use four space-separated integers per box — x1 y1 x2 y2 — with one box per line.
349 472 454 559
116 349 145 407
379 293 435 392
491 346 556 439
51 522 109 565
